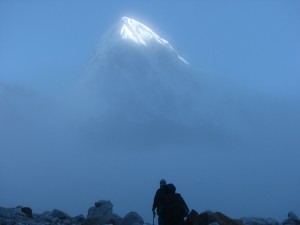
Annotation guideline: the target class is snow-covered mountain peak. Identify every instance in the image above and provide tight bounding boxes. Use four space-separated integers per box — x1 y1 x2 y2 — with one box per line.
120 17 168 47
87 16 188 67
119 17 188 64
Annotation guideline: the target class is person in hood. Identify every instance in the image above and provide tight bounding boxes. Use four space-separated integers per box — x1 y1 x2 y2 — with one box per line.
152 179 168 225
160 183 189 225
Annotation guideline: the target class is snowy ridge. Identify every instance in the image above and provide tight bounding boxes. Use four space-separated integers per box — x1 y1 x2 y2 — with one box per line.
120 17 167 46
120 17 188 64
88 16 188 67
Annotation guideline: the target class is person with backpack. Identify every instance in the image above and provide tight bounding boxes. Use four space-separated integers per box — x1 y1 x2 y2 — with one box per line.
152 179 168 225
160 183 189 225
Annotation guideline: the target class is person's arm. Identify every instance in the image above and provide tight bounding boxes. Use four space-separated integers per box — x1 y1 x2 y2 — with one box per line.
152 189 160 213
178 194 189 216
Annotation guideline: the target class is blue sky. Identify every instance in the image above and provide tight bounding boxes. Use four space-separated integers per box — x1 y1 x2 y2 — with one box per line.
1 0 300 222
0 1 299 98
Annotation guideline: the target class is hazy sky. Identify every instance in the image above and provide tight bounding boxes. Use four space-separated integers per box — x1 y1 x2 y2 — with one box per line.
1 1 299 98
0 1 300 223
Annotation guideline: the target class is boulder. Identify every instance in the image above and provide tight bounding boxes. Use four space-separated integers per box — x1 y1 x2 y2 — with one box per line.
87 200 113 223
84 217 105 225
35 209 72 225
120 212 144 225
186 210 201 225
198 210 213 225
51 209 71 220
239 217 279 225
282 211 300 225
213 212 243 225
186 210 243 225
0 200 121 225
108 213 123 225
0 207 29 224
288 212 299 221
39 209 71 220
72 214 86 224
0 206 74 225
21 206 33 218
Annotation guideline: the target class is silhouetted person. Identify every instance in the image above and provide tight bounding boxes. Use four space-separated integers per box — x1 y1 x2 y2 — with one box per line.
160 183 189 225
152 179 168 225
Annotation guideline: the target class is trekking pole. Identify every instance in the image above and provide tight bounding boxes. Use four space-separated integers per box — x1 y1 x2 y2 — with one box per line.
153 212 155 225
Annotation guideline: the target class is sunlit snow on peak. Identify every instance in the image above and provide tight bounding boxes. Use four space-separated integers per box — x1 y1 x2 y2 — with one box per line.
120 17 167 46
120 17 188 64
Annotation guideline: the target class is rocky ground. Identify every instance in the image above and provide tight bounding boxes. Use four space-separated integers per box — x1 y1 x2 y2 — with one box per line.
0 200 299 225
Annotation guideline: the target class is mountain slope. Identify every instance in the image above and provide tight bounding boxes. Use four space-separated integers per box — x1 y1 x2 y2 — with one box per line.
68 16 300 151
72 17 202 125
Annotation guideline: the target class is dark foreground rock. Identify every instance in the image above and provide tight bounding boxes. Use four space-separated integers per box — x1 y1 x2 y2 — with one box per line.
0 200 143 225
0 206 81 225
186 209 243 225
0 201 298 225
185 209 299 225
239 217 279 225
120 212 144 225
282 212 300 225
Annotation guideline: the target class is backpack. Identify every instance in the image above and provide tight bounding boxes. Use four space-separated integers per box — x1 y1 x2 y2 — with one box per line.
161 193 189 222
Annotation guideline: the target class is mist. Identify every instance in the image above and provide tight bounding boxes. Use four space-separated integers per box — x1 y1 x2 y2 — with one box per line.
1 1 300 223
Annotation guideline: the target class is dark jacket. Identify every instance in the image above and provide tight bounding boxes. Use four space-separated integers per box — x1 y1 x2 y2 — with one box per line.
152 185 167 215
160 184 189 225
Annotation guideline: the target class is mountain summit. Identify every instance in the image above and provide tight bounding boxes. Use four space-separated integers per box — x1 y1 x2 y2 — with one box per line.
77 16 199 126
87 16 188 68
73 16 298 150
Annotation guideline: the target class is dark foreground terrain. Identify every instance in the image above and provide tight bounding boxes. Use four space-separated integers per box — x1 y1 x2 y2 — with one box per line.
0 200 299 225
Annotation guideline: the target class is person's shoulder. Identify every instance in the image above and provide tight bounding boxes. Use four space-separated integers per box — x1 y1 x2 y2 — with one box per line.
158 187 165 192
175 193 184 200
155 188 162 194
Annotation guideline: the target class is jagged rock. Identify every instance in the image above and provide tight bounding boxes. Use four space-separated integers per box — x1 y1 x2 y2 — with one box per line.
186 210 242 225
87 200 113 223
32 209 72 225
186 209 200 225
83 217 105 225
239 217 279 225
21 207 33 218
120 212 144 225
72 214 86 224
0 201 123 225
0 206 74 225
282 211 300 225
288 212 299 221
37 209 71 222
198 210 214 225
49 209 71 220
213 212 243 225
0 207 29 224
108 213 123 225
